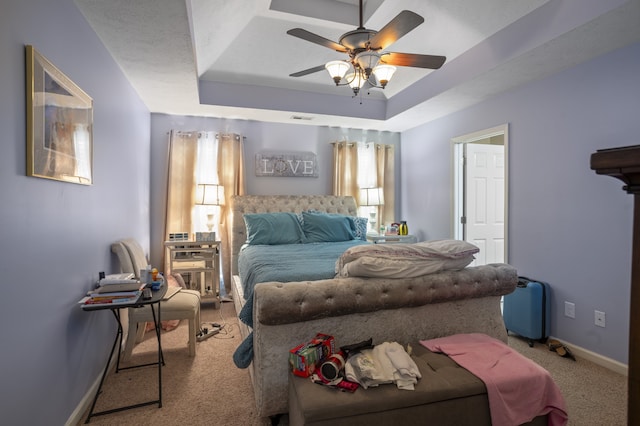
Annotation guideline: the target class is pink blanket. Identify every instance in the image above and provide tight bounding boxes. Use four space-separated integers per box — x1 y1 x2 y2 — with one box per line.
420 333 567 426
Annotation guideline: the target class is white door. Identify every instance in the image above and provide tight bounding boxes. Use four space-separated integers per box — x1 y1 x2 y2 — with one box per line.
464 143 505 265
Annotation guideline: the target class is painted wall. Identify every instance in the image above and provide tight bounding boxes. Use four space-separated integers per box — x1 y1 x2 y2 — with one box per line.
1 1 150 424
2 1 635 422
401 42 640 364
148 114 400 267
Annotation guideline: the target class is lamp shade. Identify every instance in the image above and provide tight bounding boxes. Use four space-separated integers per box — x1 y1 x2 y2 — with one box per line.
195 184 225 206
372 64 396 88
346 68 367 92
359 187 384 206
355 51 381 76
325 60 350 84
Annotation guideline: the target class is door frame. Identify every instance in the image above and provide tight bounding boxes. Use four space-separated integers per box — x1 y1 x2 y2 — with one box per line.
451 123 510 263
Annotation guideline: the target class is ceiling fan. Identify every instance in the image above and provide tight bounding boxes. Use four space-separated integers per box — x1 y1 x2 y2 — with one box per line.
287 0 446 95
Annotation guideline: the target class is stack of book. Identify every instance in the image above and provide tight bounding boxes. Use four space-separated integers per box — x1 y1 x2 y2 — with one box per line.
95 273 143 292
81 290 142 308
80 273 145 309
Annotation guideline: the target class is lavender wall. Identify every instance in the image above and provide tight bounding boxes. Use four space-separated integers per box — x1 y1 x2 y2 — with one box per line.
401 42 639 364
2 1 635 422
148 114 400 267
0 1 150 424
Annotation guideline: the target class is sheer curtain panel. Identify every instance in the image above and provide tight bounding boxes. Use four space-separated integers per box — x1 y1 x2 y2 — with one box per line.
164 131 245 294
332 141 394 229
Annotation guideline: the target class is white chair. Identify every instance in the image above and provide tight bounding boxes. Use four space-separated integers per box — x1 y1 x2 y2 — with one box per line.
111 238 201 361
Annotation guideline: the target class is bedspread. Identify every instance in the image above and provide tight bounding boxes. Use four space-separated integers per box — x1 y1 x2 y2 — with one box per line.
234 240 367 367
238 240 368 312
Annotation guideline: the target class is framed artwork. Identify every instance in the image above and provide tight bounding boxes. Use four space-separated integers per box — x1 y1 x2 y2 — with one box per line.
26 45 93 185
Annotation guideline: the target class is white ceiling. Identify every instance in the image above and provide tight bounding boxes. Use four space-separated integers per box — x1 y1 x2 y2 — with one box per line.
74 0 640 132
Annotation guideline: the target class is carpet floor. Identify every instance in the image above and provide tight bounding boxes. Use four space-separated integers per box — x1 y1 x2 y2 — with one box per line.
78 301 627 425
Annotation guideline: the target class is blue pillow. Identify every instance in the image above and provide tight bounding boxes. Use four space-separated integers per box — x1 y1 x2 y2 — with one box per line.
352 216 368 241
302 211 356 243
243 212 305 245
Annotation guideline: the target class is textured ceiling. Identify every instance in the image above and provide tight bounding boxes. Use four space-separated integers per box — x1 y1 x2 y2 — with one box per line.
74 0 640 131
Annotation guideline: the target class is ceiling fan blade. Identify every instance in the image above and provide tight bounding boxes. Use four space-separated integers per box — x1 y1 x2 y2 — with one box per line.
287 28 347 53
380 52 446 69
367 10 424 50
290 65 327 78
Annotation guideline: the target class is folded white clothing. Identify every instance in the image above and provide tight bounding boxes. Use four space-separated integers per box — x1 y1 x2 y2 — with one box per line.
344 342 421 390
384 341 421 390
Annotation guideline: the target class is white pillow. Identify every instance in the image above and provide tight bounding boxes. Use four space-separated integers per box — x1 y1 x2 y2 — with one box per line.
336 255 475 278
335 239 479 278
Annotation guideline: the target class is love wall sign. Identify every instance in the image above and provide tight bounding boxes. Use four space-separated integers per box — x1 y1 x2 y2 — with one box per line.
255 151 318 177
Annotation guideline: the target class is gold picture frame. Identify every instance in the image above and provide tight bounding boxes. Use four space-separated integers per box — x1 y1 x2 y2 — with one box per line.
26 45 93 185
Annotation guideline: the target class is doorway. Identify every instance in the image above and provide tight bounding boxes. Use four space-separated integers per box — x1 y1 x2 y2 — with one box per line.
452 124 509 265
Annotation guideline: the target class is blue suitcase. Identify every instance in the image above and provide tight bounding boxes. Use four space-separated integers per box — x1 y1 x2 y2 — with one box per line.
503 277 551 347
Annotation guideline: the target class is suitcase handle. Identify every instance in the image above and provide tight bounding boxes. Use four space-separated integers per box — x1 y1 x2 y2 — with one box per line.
517 276 533 288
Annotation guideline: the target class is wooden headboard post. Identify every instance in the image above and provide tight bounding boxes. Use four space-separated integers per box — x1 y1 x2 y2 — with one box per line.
229 195 358 275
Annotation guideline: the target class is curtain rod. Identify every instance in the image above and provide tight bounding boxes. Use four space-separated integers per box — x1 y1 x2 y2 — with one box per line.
167 131 246 140
330 141 394 149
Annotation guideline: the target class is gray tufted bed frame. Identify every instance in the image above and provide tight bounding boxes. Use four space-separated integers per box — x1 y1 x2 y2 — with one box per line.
229 195 518 418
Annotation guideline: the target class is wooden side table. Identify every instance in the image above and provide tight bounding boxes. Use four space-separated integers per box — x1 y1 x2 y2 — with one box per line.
366 234 418 244
164 240 221 305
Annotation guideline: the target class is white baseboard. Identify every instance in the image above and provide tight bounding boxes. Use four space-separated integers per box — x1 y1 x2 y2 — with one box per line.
552 336 628 376
65 354 120 426
65 314 131 425
65 372 102 426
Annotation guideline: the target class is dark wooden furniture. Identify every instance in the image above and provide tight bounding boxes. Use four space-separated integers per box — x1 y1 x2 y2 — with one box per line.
591 144 640 425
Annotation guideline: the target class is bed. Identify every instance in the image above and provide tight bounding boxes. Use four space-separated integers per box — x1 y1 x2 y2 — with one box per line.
229 195 518 418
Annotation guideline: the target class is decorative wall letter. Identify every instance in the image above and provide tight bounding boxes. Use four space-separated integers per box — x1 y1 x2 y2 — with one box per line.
255 151 318 177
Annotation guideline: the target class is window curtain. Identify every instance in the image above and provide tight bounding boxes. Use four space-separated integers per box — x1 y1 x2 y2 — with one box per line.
376 143 395 230
217 133 245 293
165 131 199 254
332 141 359 196
164 131 245 294
332 141 395 228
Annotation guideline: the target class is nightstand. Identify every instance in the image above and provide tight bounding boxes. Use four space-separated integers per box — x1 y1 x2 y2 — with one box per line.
366 234 418 244
164 240 220 304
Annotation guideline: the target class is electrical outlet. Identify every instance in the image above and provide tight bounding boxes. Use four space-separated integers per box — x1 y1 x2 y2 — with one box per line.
595 310 606 327
564 301 575 319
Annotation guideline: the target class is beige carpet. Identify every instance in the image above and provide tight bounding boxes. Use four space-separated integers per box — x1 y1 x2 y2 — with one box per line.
79 301 627 425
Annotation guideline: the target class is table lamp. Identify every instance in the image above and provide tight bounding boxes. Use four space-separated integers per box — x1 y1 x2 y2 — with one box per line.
195 183 225 232
359 187 384 233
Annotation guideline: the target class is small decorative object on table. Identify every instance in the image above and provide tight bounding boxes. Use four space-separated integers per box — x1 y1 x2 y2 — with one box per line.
387 223 399 235
399 221 409 236
169 232 189 241
196 232 216 241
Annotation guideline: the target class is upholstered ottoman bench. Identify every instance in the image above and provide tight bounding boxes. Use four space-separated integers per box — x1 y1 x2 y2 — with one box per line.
288 343 549 426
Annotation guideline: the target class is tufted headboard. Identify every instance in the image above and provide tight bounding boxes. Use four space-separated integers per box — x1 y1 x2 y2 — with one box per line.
229 195 358 275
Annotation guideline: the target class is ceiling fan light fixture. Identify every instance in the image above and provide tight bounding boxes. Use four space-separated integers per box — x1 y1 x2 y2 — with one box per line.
346 68 367 95
287 3 446 100
325 60 350 85
355 51 381 77
372 64 396 88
